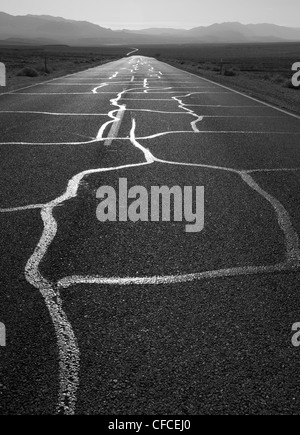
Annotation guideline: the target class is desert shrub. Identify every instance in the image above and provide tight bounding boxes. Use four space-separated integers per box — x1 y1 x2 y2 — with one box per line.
16 67 39 77
223 69 236 77
212 66 220 72
203 63 213 70
37 65 52 74
271 74 285 84
262 73 271 80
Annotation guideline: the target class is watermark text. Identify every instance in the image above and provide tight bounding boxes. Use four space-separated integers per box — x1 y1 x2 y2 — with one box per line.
0 62 6 87
292 323 300 347
0 323 6 347
292 62 300 88
96 178 205 233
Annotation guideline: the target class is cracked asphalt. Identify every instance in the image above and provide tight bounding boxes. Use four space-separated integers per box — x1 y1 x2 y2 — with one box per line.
1 55 300 415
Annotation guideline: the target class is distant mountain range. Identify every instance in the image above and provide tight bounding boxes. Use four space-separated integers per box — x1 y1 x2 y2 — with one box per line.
1 12 300 45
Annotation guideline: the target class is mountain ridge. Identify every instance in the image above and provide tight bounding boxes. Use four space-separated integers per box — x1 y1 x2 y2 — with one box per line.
0 12 300 45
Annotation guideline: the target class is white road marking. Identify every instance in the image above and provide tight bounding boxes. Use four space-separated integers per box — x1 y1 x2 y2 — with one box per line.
92 83 109 94
143 78 149 91
103 106 126 146
95 88 127 143
108 72 119 80
127 48 139 56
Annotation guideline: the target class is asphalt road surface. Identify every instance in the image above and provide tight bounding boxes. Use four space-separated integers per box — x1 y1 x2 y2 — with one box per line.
1 54 300 415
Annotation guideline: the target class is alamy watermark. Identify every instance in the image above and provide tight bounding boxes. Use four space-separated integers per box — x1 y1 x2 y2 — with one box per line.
96 178 205 233
292 323 300 348
292 62 300 88
0 62 6 87
0 323 6 347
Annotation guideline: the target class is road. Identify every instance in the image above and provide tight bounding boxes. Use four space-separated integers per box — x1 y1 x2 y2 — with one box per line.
1 55 300 415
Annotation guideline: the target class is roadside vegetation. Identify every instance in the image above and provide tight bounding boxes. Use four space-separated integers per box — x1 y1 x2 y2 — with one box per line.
138 42 300 116
0 45 127 91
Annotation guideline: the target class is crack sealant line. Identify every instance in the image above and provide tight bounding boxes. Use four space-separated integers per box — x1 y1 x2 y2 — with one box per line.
137 131 300 140
0 111 109 116
48 83 114 86
153 156 238 174
128 110 187 114
11 92 121 96
131 91 231 94
0 137 132 146
0 162 151 213
0 139 100 146
95 83 176 144
19 160 152 413
92 83 109 94
172 94 203 132
247 167 300 173
130 118 155 163
108 72 119 80
57 262 299 289
0 204 44 212
25 205 80 415
185 105 267 108
123 99 173 101
103 105 126 146
240 172 300 264
127 48 139 56
152 156 300 261
56 81 141 85
96 89 127 142
1 131 300 147
56 149 300 291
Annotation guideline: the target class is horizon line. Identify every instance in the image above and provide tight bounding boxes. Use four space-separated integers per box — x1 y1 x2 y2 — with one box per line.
0 10 299 31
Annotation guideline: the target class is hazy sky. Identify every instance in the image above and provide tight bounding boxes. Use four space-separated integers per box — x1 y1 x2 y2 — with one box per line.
0 0 299 29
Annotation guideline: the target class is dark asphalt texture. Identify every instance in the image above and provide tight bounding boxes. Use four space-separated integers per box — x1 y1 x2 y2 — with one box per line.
1 56 300 415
